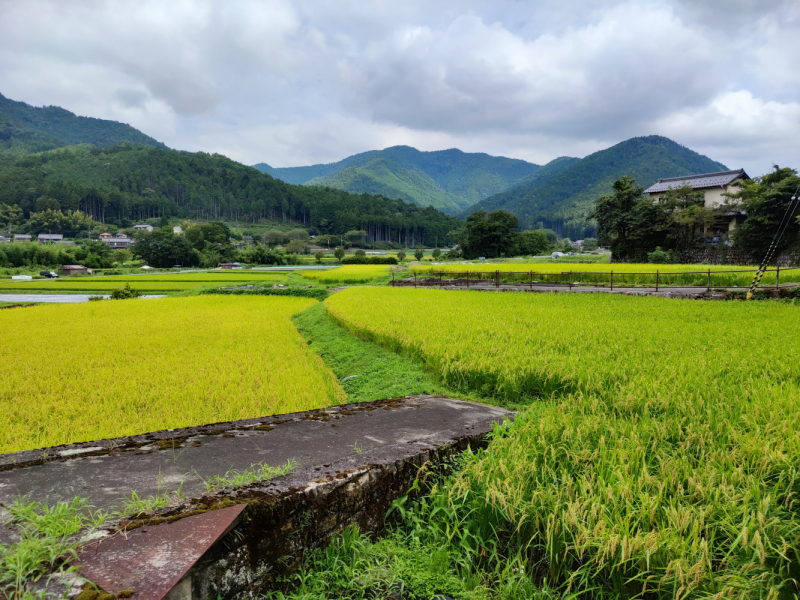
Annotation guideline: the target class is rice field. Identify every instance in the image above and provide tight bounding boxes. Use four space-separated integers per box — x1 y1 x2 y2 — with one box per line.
301 265 391 284
0 296 345 453
325 287 800 597
410 262 800 287
0 272 288 292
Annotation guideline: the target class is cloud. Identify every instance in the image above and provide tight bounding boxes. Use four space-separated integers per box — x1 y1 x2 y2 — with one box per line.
0 0 798 174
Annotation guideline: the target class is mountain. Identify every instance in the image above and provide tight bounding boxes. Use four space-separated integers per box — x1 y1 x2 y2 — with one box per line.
0 142 460 244
0 92 165 167
467 136 728 239
254 146 548 214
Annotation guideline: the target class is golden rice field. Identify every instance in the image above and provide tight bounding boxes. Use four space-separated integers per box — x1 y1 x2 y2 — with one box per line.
301 265 390 284
0 296 344 453
410 261 799 287
325 287 800 596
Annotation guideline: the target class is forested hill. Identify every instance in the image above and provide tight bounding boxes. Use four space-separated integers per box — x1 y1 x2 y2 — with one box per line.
467 136 728 239
0 93 165 162
0 143 460 245
254 145 545 214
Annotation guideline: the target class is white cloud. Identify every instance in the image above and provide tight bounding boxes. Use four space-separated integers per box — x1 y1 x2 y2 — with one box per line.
0 0 798 175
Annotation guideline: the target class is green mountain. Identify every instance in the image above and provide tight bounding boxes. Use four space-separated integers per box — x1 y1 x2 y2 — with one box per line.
468 136 728 239
0 143 460 244
0 93 165 160
254 146 546 214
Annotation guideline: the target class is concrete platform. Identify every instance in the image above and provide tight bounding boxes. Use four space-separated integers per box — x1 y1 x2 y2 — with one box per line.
0 396 512 599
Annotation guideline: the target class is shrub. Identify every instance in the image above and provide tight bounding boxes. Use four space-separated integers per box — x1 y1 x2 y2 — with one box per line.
110 283 140 300
341 256 398 265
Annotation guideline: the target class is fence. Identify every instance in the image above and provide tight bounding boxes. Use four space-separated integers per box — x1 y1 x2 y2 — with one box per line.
390 267 800 292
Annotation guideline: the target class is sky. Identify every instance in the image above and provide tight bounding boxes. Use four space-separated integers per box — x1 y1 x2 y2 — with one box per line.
1 0 799 174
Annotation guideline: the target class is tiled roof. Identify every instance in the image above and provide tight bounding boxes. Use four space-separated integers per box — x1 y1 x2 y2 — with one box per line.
644 169 748 193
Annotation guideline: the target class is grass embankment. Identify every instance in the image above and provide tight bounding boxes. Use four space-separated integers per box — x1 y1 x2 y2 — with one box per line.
411 262 799 287
292 303 450 403
282 288 800 599
301 265 392 285
0 296 345 453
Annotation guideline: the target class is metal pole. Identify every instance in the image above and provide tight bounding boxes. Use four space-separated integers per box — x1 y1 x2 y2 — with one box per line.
569 270 572 291
414 272 417 288
467 271 469 289
610 270 613 291
776 265 780 289
496 270 499 289
707 269 711 292
656 270 659 292
530 271 532 290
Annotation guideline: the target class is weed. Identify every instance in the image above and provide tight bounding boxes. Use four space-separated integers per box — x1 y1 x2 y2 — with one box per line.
201 459 296 492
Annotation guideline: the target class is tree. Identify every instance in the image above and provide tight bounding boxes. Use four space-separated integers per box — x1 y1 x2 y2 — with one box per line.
26 209 97 236
414 249 424 261
588 177 644 260
334 247 345 262
518 230 551 256
432 248 441 260
461 210 520 259
730 166 800 260
315 250 324 263
285 239 307 254
263 229 286 247
34 196 60 212
344 230 367 245
354 249 366 258
131 230 198 268
397 250 406 262
0 203 24 231
287 229 310 241
582 238 598 251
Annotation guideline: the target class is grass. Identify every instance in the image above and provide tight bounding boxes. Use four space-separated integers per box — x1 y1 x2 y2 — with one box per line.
0 497 107 599
316 287 800 598
0 296 345 453
292 302 451 402
410 262 800 287
201 459 297 492
300 265 392 285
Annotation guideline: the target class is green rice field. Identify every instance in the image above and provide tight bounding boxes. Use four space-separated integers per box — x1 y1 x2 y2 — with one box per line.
301 265 391 284
321 287 800 598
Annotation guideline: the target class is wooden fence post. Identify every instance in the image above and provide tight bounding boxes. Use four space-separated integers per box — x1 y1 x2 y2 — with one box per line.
656 270 659 292
496 270 500 289
414 272 417 288
610 270 614 291
777 265 780 289
569 270 573 290
707 268 711 292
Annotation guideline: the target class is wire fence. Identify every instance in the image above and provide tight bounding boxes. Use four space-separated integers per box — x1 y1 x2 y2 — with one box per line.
391 267 800 292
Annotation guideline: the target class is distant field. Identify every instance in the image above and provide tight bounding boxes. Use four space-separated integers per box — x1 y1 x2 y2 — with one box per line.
326 288 800 596
301 265 391 284
410 261 799 286
0 296 345 453
0 272 288 292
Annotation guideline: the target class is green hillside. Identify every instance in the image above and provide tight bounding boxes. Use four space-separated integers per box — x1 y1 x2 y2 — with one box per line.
254 145 544 213
0 93 165 157
0 142 459 244
468 136 728 239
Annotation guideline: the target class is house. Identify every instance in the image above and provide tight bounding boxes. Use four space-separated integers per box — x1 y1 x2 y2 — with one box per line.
99 232 112 239
37 233 64 243
0 236 6 243
60 265 89 276
133 224 153 232
101 233 135 250
644 169 750 232
173 226 183 235
219 262 245 269
14 234 32 242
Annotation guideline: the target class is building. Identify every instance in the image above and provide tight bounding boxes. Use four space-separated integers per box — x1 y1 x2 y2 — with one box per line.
101 233 135 250
60 265 89 276
133 224 153 232
644 169 750 232
37 233 64 243
99 232 112 239
0 235 6 243
173 226 183 235
219 262 245 269
13 234 32 242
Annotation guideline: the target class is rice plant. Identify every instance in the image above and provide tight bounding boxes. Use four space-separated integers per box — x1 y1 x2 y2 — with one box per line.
301 265 390 284
0 296 345 453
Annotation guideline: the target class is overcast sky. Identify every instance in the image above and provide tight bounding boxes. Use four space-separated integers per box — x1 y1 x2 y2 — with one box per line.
2 0 799 174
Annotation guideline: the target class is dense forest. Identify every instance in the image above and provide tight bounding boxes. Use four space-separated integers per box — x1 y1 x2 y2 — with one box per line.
468 136 728 239
0 143 461 245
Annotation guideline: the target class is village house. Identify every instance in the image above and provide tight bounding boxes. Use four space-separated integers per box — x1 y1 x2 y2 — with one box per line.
13 234 32 242
37 233 64 243
60 265 89 276
100 232 135 250
644 169 750 232
133 224 153 232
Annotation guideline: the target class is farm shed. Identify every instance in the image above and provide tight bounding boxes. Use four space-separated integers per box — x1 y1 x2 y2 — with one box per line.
37 233 64 243
133 224 153 232
220 262 246 269
60 265 89 276
13 234 32 242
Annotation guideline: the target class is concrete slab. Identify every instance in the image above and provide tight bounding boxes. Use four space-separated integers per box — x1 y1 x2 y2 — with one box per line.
0 396 512 598
0 294 166 303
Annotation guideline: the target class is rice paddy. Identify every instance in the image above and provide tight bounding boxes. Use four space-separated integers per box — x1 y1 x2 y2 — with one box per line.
410 262 800 287
323 287 800 597
301 265 391 284
0 295 345 453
